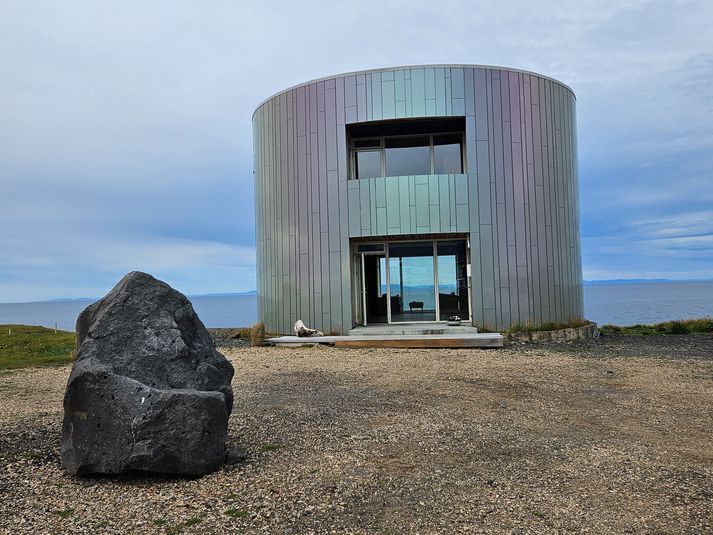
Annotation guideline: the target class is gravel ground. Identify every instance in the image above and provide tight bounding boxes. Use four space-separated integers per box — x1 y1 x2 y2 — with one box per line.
1 335 712 534
208 328 251 350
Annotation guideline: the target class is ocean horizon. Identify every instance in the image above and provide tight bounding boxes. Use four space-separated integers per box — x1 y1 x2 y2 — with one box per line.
0 280 711 332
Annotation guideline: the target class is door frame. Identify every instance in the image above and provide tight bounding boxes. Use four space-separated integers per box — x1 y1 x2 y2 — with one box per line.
352 237 472 325
354 249 387 327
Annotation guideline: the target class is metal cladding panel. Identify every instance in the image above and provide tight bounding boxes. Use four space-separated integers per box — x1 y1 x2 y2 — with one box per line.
253 65 582 333
382 76 396 120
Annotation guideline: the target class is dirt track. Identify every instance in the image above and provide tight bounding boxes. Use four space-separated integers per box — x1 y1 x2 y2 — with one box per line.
1 335 712 534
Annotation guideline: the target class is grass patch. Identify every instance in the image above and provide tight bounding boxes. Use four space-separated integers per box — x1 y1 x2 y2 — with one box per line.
55 508 75 518
233 323 281 346
183 517 202 528
261 442 281 452
475 325 496 333
250 322 265 347
237 327 252 339
165 515 204 534
600 318 713 336
224 508 248 518
0 324 75 370
504 318 591 334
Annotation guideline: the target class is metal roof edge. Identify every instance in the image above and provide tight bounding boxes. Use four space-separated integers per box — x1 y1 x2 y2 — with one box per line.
252 63 576 119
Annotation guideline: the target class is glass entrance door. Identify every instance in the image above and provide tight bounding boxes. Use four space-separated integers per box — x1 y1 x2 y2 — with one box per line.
387 242 437 322
362 253 387 325
354 238 470 325
437 240 470 321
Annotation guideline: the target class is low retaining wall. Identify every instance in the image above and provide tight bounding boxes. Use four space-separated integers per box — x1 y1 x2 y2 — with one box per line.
505 322 599 344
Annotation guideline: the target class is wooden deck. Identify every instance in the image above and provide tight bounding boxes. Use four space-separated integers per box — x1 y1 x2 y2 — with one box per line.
266 333 503 349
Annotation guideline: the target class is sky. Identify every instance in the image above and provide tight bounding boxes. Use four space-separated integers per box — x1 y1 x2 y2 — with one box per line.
1 0 712 302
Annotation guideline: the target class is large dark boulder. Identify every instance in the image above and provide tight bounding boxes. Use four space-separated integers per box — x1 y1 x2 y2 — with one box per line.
61 271 234 476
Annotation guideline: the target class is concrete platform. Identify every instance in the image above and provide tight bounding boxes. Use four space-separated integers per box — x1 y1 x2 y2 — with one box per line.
266 333 503 349
349 323 479 336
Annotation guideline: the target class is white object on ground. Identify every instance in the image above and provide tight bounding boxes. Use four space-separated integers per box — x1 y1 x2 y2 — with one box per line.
294 320 324 337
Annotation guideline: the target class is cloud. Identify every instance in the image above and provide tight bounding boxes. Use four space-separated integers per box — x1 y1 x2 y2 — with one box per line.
0 0 712 300
0 229 256 302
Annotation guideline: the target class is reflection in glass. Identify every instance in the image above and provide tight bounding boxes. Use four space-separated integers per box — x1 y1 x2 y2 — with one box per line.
364 254 387 324
388 242 436 322
437 240 469 319
357 239 470 325
355 151 381 180
385 136 430 176
433 134 462 173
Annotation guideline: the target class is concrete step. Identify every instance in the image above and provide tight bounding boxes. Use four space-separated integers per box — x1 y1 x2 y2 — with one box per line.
266 333 503 349
348 323 479 336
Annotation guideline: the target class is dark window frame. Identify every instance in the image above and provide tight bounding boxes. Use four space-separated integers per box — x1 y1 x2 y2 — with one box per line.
350 131 465 180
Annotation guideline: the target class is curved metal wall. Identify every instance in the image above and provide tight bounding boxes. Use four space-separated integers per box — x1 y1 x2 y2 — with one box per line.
253 65 583 333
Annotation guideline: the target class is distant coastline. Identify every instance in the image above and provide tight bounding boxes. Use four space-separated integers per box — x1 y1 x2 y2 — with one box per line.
4 280 713 305
584 278 712 285
1 280 711 329
2 290 258 306
3 280 713 305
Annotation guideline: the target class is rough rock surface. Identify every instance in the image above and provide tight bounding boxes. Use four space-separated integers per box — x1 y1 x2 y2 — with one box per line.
60 271 234 476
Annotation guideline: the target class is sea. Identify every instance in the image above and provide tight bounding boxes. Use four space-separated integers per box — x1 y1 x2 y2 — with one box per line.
0 295 258 332
0 281 711 331
583 281 713 326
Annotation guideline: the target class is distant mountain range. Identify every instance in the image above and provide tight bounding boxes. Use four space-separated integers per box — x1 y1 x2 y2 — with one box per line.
584 278 712 285
387 279 712 289
7 281 713 305
190 290 257 297
40 290 257 303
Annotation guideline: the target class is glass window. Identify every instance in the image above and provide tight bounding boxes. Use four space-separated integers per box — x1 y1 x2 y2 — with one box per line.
433 134 463 173
437 240 469 319
385 136 430 176
351 130 465 179
356 238 471 325
387 241 436 322
355 150 381 180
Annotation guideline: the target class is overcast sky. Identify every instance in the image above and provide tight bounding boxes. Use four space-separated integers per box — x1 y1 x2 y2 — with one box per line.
1 0 712 302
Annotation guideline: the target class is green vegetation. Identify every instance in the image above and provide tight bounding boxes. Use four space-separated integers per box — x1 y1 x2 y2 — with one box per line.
54 508 75 519
183 517 203 528
502 318 591 334
237 327 252 339
0 325 75 370
235 323 280 345
165 515 204 534
600 318 713 335
261 442 281 452
250 322 266 347
224 508 248 518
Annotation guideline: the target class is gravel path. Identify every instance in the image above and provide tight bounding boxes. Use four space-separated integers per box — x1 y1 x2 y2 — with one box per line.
1 335 712 534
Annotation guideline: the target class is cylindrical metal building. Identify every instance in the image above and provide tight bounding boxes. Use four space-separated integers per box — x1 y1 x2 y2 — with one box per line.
253 65 583 334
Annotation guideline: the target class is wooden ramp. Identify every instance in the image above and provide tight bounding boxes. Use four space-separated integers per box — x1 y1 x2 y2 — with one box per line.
266 333 503 349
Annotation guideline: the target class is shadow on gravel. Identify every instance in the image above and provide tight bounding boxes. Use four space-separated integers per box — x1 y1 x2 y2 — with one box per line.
0 416 61 466
0 416 246 486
